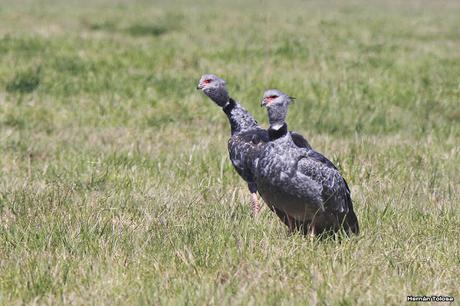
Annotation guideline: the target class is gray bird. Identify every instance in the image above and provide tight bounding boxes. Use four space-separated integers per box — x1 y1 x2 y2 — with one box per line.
196 75 311 218
254 89 359 236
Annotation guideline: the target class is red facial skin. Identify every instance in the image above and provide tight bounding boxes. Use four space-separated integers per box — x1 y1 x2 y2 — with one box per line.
263 95 279 105
197 79 212 90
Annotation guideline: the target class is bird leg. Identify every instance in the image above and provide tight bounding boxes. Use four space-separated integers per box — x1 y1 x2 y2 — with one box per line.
308 220 316 239
248 183 260 217
250 192 261 217
286 215 296 233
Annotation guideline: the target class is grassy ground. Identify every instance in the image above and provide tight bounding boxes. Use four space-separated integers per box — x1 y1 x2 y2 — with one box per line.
0 0 459 304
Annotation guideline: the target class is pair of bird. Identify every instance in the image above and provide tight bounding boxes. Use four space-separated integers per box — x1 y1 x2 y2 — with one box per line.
196 74 359 237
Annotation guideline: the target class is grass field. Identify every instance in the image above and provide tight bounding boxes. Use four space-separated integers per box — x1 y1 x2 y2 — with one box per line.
0 0 459 304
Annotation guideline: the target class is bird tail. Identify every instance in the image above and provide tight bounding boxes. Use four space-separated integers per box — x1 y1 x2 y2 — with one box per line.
340 190 359 236
343 209 359 235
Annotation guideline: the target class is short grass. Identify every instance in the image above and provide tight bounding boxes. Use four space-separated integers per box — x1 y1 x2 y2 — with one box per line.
0 0 459 304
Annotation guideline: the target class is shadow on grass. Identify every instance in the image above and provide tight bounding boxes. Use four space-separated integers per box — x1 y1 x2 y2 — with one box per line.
6 66 42 93
84 13 183 37
126 24 170 37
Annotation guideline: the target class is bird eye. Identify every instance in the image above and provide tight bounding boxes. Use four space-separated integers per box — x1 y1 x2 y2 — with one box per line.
269 95 278 99
203 79 212 84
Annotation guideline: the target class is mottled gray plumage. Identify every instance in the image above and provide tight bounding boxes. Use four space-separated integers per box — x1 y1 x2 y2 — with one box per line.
196 75 311 217
255 89 359 235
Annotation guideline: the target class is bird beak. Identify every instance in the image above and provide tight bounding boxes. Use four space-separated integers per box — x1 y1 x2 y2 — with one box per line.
261 97 272 107
196 83 203 90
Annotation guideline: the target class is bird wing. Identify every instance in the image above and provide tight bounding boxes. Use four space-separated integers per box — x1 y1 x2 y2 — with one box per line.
228 128 269 182
290 132 312 150
295 150 352 214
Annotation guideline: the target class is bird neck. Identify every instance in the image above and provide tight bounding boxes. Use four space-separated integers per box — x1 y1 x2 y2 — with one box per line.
268 123 288 140
205 87 229 107
267 104 288 130
222 98 236 113
223 98 259 135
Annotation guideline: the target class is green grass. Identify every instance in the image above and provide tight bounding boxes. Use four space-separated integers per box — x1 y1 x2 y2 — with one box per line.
0 0 459 304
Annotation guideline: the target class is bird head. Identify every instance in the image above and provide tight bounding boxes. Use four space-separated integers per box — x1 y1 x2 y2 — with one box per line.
261 89 295 108
261 89 295 130
196 74 229 107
